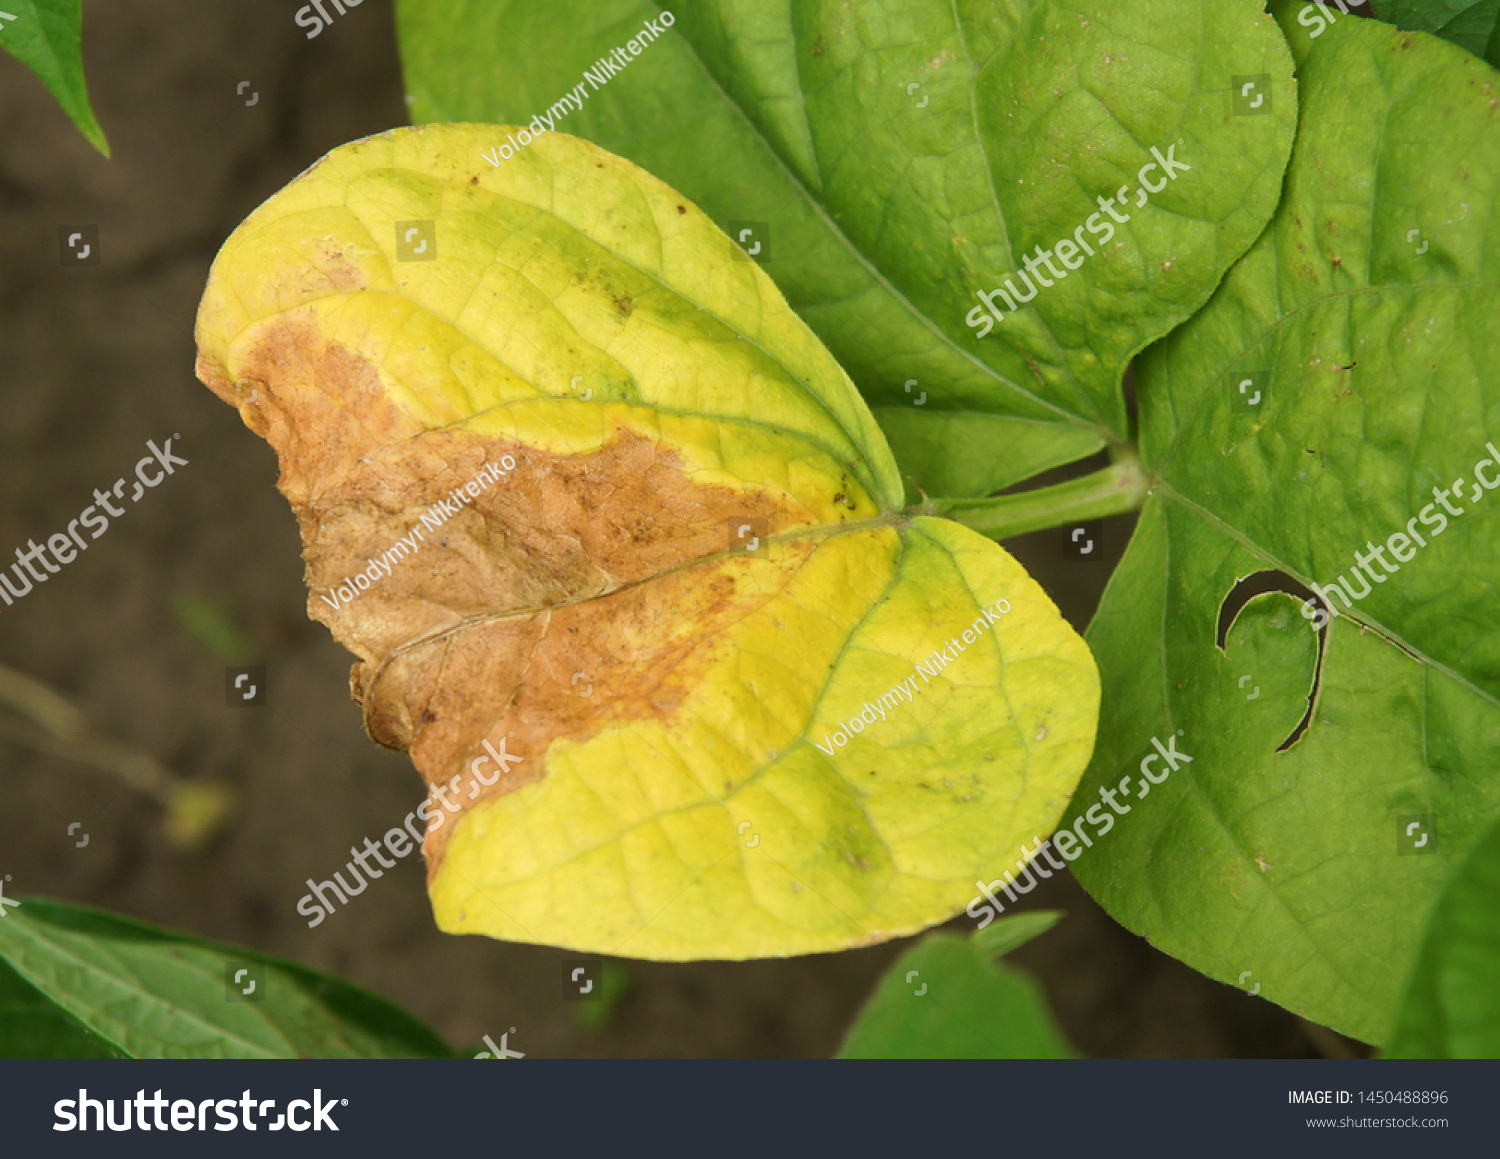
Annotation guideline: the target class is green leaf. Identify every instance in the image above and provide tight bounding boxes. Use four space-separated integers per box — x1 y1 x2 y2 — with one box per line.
171 592 255 665
0 956 123 1058
1387 815 1500 1056
838 915 1073 1058
875 408 1104 503
971 907 1062 959
1373 0 1500 66
1071 8 1500 1045
0 897 452 1058
396 0 1296 496
572 961 634 1031
0 0 110 156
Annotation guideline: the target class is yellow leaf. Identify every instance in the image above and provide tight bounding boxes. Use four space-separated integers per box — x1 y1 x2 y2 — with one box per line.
194 124 1099 959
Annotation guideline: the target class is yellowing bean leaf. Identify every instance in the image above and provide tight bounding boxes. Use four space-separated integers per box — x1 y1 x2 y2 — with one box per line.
194 125 1098 959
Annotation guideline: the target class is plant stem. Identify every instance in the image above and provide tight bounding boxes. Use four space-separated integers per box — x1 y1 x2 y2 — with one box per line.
919 448 1150 540
0 661 235 848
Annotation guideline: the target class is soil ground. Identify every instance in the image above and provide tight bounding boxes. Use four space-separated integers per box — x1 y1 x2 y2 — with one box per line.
0 0 1368 1058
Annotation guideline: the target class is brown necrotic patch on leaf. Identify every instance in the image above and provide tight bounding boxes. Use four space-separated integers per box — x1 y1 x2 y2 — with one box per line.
196 284 840 878
302 426 813 647
387 544 817 877
193 233 368 395
197 313 423 509
271 416 815 875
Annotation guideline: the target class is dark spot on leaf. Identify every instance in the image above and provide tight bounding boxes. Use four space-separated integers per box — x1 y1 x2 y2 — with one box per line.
677 205 686 214
811 31 826 57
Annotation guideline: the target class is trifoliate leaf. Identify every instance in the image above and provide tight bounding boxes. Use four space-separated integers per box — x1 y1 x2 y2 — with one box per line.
1071 9 1500 1043
194 124 1099 960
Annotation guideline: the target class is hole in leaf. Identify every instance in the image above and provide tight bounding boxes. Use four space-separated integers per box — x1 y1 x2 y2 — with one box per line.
1215 570 1326 752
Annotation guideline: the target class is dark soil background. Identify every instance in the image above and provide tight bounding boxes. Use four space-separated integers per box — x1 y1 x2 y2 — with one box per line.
0 0 1369 1058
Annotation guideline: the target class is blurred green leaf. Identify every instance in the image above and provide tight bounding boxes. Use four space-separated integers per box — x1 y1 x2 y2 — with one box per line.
0 0 109 156
971 909 1062 960
171 592 254 666
1387 816 1500 1057
573 961 633 1032
0 897 452 1058
838 915 1073 1058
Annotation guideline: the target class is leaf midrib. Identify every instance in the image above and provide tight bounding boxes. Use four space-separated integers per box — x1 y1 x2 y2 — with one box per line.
375 510 913 677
